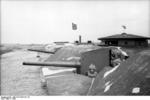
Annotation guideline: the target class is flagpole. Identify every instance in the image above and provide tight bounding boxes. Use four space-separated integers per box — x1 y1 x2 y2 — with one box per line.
72 22 81 44
122 25 126 33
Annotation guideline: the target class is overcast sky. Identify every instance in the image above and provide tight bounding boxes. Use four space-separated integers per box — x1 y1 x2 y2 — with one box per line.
1 0 150 44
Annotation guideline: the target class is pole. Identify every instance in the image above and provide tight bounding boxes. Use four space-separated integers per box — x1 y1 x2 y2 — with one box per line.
79 35 82 44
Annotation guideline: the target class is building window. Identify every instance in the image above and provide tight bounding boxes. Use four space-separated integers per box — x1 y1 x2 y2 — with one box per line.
124 41 128 45
139 42 142 46
111 41 118 46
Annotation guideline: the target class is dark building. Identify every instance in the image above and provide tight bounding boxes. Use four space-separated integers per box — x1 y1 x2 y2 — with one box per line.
98 33 150 47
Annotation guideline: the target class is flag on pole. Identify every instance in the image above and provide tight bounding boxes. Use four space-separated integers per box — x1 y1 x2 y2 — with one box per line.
72 23 77 30
122 25 126 29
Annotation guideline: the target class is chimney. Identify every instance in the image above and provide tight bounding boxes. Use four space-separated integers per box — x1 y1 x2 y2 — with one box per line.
79 35 81 44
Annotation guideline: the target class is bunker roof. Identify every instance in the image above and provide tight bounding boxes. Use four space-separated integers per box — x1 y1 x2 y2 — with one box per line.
98 33 150 40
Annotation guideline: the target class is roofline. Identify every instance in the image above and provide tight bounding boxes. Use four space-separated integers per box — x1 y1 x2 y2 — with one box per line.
98 37 150 40
98 33 150 40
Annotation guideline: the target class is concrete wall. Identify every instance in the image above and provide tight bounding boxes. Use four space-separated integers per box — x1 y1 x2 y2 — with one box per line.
135 40 148 47
118 40 135 47
102 39 148 47
80 48 110 75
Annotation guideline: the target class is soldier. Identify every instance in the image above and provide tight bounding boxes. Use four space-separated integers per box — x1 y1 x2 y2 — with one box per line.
111 47 129 67
86 64 98 78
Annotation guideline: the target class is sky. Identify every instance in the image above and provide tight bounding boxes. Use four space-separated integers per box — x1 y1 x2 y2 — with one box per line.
1 0 150 44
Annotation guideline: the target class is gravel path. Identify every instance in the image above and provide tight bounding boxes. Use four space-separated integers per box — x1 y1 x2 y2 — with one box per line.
1 50 48 95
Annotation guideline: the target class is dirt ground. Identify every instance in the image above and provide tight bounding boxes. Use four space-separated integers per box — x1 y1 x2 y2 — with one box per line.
2 46 149 96
1 50 48 95
1 49 92 96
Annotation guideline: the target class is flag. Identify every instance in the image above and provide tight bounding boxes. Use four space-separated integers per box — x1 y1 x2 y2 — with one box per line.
122 25 126 29
72 23 77 30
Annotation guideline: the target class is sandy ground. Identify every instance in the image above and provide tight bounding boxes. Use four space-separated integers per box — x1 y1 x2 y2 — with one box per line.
1 50 48 95
1 49 92 96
